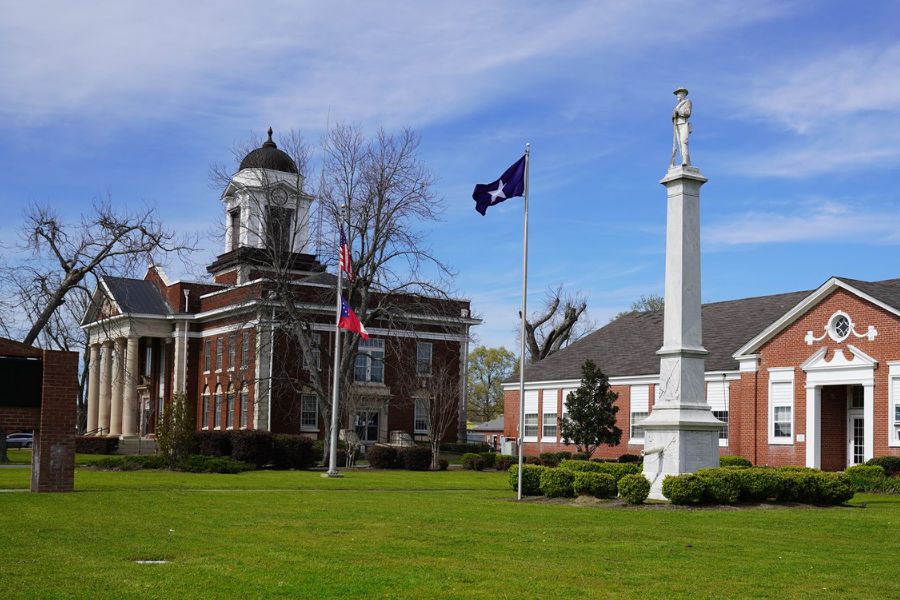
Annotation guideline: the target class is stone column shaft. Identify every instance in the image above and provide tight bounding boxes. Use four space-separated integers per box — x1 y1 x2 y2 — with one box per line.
122 336 140 436
98 341 112 434
86 343 101 434
109 338 124 436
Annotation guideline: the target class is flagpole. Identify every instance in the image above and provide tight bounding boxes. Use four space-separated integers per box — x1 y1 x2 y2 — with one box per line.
517 143 530 501
326 203 346 478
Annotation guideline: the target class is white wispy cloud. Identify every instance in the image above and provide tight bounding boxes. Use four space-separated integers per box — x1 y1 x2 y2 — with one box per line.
0 1 789 130
705 199 900 246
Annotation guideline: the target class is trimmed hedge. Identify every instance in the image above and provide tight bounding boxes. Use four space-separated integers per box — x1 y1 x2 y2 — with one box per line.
559 459 641 482
618 454 641 464
844 465 886 492
438 458 449 471
271 435 316 470
572 471 617 498
180 455 250 474
194 431 232 457
88 454 249 474
399 445 432 471
230 431 273 467
461 453 486 471
74 436 119 455
508 464 546 495
539 451 572 467
618 474 651 504
539 468 576 498
664 467 855 505
479 452 497 468
89 455 167 471
367 445 400 469
719 455 752 468
866 456 900 477
525 456 543 466
495 454 516 471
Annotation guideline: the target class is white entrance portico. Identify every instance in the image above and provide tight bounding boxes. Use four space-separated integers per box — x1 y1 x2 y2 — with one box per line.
802 344 876 468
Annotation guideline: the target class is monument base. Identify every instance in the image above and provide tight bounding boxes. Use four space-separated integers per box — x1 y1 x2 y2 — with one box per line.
641 406 721 500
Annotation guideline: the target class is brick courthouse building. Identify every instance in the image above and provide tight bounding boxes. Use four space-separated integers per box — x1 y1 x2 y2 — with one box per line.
80 134 477 446
504 277 900 470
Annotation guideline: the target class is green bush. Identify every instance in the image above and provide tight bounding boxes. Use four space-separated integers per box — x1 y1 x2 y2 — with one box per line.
437 458 449 471
74 436 119 455
719 456 752 468
618 474 651 504
571 452 589 461
525 456 543 466
559 459 640 482
230 431 274 467
508 464 546 496
539 468 576 498
817 472 856 504
89 454 168 471
194 431 232 457
180 454 249 474
695 468 741 503
572 471 617 498
461 453 485 470
271 435 316 470
440 442 490 454
777 470 821 502
399 445 432 471
866 456 900 477
618 454 641 463
367 445 400 469
845 465 886 491
495 454 516 470
881 476 900 494
538 452 572 467
479 452 497 468
662 474 705 504
732 467 783 501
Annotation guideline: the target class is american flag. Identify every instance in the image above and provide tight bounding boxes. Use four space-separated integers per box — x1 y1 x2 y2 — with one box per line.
339 228 353 282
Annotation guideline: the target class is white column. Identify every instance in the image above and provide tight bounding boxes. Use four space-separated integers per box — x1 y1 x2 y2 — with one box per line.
805 385 821 468
109 338 124 436
122 336 140 436
863 382 875 462
98 341 112 434
173 323 187 394
86 343 101 434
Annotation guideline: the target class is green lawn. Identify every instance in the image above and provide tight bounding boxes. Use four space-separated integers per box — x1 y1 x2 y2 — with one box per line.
1 466 899 599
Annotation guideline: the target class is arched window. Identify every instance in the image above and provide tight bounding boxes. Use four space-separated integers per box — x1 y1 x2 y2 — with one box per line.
201 385 210 429
226 383 235 429
240 382 250 429
214 384 223 429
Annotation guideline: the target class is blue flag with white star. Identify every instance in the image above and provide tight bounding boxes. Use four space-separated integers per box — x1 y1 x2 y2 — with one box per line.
472 155 526 215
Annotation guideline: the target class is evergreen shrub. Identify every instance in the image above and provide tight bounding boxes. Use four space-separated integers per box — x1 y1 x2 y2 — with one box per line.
618 454 641 463
230 431 273 467
695 468 741 504
367 445 400 469
539 468 576 498
479 452 497 468
618 473 651 504
180 455 250 474
400 445 432 470
572 471 617 498
559 459 640 482
438 458 449 471
866 456 900 477
662 474 705 504
194 431 232 457
271 435 316 470
508 464 546 495
845 465 886 491
461 453 485 470
494 454 516 470
719 456 752 468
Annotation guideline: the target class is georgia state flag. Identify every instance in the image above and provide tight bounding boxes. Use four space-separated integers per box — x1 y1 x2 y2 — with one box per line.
338 297 369 339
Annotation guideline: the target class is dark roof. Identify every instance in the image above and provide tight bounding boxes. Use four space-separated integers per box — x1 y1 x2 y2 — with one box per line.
102 277 171 315
472 416 504 431
836 277 900 310
238 128 298 174
520 288 822 382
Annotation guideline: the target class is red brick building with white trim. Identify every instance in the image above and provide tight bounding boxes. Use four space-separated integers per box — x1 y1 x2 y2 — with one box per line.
504 276 900 469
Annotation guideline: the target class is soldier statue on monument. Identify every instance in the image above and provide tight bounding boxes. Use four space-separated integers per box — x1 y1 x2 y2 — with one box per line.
669 87 692 168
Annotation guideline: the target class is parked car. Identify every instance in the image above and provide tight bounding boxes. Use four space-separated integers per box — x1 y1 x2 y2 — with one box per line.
6 432 33 448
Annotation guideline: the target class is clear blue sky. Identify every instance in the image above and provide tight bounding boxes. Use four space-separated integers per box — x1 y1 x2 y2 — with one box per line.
2 1 899 350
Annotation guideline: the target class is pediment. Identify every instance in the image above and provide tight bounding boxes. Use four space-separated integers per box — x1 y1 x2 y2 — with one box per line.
800 344 877 372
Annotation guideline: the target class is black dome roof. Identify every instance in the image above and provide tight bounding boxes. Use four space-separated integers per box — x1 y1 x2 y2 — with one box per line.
239 128 298 174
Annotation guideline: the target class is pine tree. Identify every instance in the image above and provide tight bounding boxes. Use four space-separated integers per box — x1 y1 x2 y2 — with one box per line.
559 360 622 457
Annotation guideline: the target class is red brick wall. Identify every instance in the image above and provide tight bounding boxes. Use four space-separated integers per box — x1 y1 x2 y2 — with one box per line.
31 349 78 493
820 385 847 471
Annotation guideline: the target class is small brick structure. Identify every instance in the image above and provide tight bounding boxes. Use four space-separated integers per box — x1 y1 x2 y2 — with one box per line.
0 337 78 492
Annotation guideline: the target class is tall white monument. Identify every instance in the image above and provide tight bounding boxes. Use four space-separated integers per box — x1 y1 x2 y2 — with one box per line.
642 87 722 500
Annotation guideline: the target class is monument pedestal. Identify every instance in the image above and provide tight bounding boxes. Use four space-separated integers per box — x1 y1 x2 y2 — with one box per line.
641 165 722 500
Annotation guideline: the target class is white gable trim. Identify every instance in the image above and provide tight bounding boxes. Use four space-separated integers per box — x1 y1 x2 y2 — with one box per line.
733 277 900 359
801 345 876 387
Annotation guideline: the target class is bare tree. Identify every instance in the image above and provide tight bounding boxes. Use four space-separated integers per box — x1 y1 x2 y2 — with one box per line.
0 200 193 431
522 285 594 363
420 362 461 470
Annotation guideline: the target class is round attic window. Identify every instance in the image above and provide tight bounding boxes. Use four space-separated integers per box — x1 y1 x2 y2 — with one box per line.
829 312 851 342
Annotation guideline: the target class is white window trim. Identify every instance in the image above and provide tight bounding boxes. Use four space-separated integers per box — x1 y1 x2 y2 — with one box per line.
414 398 429 433
354 338 385 383
768 368 795 445
707 380 730 447
523 391 539 442
889 362 900 447
416 341 433 377
628 385 650 445
541 390 558 442
300 394 318 431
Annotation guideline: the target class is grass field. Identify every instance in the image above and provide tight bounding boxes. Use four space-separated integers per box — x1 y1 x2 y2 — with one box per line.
1 462 899 599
